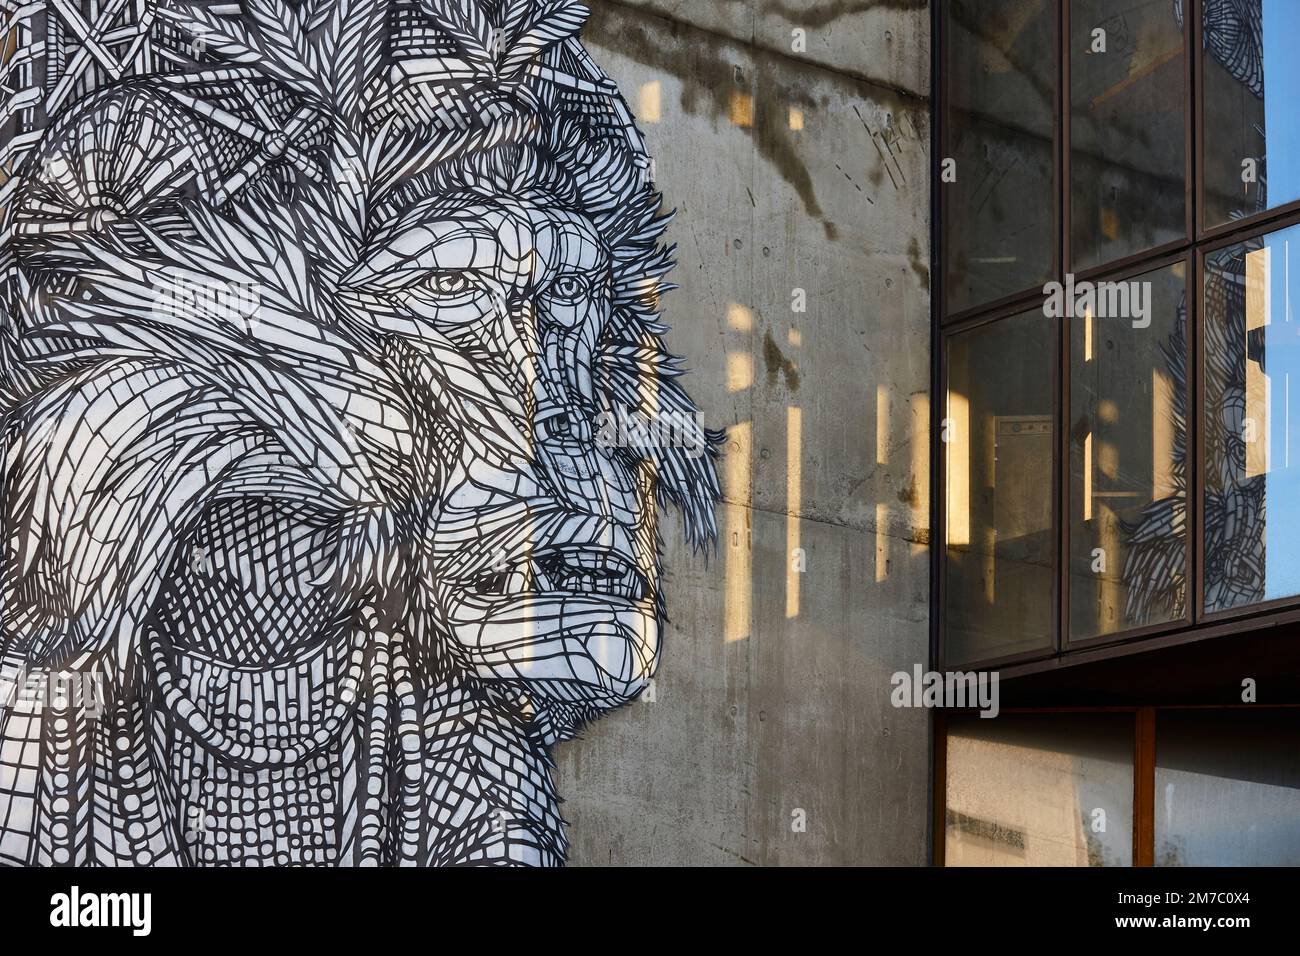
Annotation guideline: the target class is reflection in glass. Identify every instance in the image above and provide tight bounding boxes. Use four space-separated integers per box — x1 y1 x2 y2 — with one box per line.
1070 0 1186 269
1070 263 1187 639
945 311 1054 663
1202 0 1300 228
943 0 1055 314
1156 710 1300 866
1203 223 1300 612
946 713 1134 866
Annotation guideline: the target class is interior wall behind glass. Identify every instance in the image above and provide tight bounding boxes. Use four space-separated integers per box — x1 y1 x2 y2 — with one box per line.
946 713 1134 866
1070 0 1186 270
945 310 1055 664
1156 709 1300 866
943 0 1055 314
1070 262 1188 640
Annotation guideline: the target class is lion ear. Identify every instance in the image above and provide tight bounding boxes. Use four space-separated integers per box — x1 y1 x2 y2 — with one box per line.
1 362 261 673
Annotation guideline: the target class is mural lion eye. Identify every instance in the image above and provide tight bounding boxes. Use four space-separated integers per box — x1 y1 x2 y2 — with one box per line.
422 271 475 297
547 274 590 304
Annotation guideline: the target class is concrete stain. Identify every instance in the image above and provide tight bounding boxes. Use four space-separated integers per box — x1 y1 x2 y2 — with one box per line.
585 3 923 243
906 236 929 288
897 474 916 507
762 328 800 391
760 0 929 26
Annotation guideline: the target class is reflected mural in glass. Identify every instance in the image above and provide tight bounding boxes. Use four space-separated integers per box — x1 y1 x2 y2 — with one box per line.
1201 0 1300 228
1070 0 1186 270
943 0 1055 314
1156 709 1300 866
1070 262 1188 640
946 713 1134 866
945 310 1055 664
1203 222 1300 612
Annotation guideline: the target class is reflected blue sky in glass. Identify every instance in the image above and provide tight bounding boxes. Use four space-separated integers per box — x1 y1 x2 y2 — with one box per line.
1264 1 1300 210
1264 223 1300 599
1158 770 1300 865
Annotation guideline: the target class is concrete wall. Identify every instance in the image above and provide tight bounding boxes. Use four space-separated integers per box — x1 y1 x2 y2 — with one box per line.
554 0 934 866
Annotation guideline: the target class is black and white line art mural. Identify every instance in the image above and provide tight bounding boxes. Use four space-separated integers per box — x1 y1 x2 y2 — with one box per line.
0 0 720 866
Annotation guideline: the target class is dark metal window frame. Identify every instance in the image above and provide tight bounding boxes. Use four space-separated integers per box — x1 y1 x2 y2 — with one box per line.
933 0 1300 671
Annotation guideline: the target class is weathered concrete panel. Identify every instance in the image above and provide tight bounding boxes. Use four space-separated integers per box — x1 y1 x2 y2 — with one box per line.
555 1 932 866
601 0 930 98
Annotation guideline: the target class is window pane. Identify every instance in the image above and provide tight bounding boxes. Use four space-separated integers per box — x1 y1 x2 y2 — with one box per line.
1156 710 1300 866
945 311 1055 663
946 713 1134 866
1070 263 1188 639
1070 0 1186 270
1202 0 1300 228
1203 223 1300 612
943 0 1055 314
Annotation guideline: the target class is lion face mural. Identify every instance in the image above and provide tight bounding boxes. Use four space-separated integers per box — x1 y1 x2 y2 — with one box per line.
0 0 719 866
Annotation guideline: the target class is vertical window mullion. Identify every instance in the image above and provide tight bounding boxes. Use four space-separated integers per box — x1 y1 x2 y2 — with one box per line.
1191 246 1204 625
1057 0 1069 655
1134 707 1156 866
1189 0 1203 625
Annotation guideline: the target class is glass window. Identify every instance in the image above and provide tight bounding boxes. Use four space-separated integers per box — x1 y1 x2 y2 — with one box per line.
1156 709 1300 865
946 713 1134 866
1070 0 1186 269
1201 0 1300 229
1070 262 1188 639
943 0 1055 314
941 1 1300 652
945 310 1055 663
1203 222 1300 613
